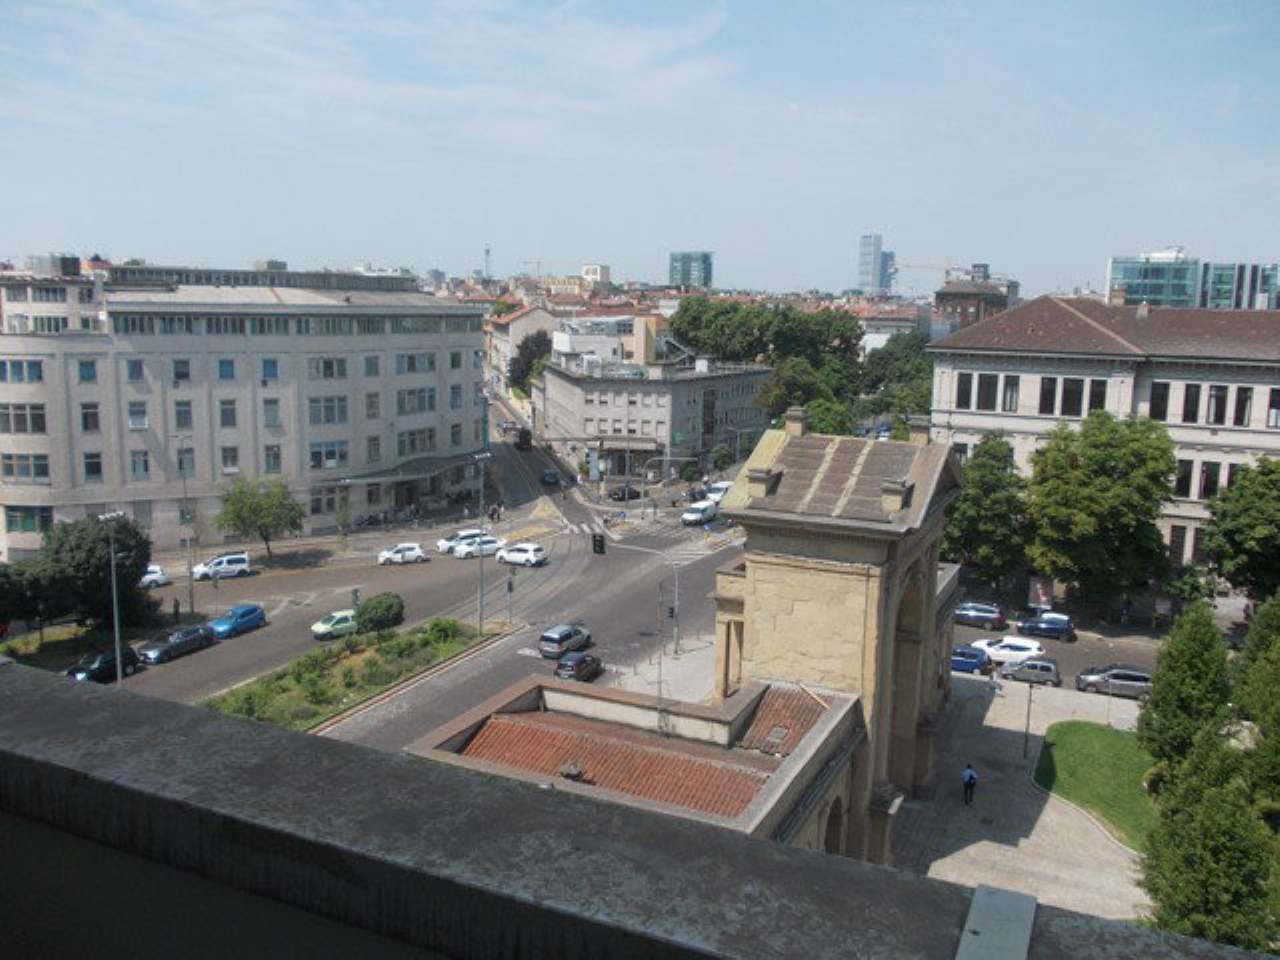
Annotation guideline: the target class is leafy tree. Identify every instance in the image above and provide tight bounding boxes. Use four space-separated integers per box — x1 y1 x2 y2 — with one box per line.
804 397 854 435
1025 412 1175 604
942 435 1030 587
1240 595 1280 674
862 331 931 395
215 478 305 559
1164 566 1216 606
356 592 405 633
889 417 911 441
710 444 733 471
1143 778 1278 951
1204 458 1280 600
491 300 519 317
1241 635 1280 736
758 357 831 418
508 330 551 391
1138 603 1231 765
37 514 152 625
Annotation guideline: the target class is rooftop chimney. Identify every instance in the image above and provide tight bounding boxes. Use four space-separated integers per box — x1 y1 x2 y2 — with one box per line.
1136 301 1150 319
783 406 808 437
880 480 912 516
746 467 782 499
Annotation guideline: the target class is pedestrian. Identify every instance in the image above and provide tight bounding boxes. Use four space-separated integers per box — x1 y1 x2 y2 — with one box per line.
962 764 978 806
987 667 1003 696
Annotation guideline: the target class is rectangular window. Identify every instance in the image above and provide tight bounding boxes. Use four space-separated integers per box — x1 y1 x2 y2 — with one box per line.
0 404 45 434
955 372 973 410
174 400 193 430
449 384 463 410
366 392 380 419
84 452 103 484
126 359 145 382
1206 385 1229 425
1175 459 1193 498
1182 383 1201 423
79 359 96 383
307 357 348 380
262 357 279 381
1199 461 1221 500
0 453 49 481
1191 527 1207 565
308 440 349 470
1228 463 1242 488
473 349 483 369
172 359 191 383
5 506 53 533
450 423 462 446
177 447 194 477
1234 387 1253 427
1168 525 1187 565
367 436 381 462
450 351 462 370
396 428 435 456
1270 389 1280 429
1061 378 1084 417
394 352 435 374
218 358 235 381
1149 382 1169 421
1038 377 1057 415
221 446 240 472
1088 379 1107 411
364 355 379 377
1001 376 1019 413
0 360 42 382
975 373 998 411
264 445 282 474
219 399 237 428
308 396 348 425
130 450 150 481
81 402 99 432
33 287 66 302
256 398 278 429
127 401 148 430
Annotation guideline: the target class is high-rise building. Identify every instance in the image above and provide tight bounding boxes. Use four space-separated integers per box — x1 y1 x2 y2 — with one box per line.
668 251 713 289
1106 247 1280 310
857 234 895 296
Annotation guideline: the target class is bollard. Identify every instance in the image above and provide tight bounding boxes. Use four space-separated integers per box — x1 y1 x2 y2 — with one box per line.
172 597 181 624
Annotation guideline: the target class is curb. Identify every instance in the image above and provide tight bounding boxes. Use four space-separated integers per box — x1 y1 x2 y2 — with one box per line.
1025 742 1144 858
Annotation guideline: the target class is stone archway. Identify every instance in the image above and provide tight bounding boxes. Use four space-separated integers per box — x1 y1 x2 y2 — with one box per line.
823 798 845 855
888 570 927 791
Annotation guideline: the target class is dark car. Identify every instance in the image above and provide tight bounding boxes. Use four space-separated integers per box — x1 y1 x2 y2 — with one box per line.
515 427 533 451
953 601 1008 630
66 645 141 683
555 651 604 682
608 485 641 502
136 624 216 665
1017 612 1077 642
951 644 991 675
540 470 561 486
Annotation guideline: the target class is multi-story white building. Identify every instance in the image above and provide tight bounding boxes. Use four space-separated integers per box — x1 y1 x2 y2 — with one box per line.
928 295 1280 566
0 269 485 559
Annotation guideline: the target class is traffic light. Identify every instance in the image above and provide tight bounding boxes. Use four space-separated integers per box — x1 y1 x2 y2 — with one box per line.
592 533 606 555
667 605 676 620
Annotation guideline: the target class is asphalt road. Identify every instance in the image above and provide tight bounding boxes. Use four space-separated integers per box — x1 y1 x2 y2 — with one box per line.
952 622 1159 687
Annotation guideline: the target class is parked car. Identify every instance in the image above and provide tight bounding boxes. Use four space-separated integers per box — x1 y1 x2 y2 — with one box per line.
705 481 734 504
136 624 215 665
515 427 533 450
969 637 1045 668
540 470 561 486
210 603 266 638
191 552 251 581
608 485 642 502
681 500 718 526
1017 612 1077 641
378 542 427 565
454 536 506 559
496 542 548 567
953 601 1007 630
555 651 604 682
950 644 992 674
1075 664 1153 700
436 528 487 554
311 609 358 640
499 419 517 433
539 623 591 658
139 564 171 589
1001 657 1062 686
66 645 142 682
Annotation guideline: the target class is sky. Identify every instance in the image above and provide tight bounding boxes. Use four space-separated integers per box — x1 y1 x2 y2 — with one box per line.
1 0 1277 296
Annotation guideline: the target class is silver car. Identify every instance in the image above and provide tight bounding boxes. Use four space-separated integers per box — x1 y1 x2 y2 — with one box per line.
1001 657 1061 687
1075 664 1152 700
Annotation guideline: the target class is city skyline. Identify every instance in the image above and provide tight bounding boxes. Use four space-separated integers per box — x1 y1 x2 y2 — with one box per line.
2 1 1277 296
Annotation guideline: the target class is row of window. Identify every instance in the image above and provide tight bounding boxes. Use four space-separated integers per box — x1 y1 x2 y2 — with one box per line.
109 314 482 337
1150 382 1280 429
1173 458 1246 501
582 418 668 437
584 391 669 408
5 506 52 532
0 359 44 382
0 404 46 434
954 372 1108 418
68 351 482 385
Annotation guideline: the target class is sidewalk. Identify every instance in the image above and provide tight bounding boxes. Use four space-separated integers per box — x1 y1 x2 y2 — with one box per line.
606 632 716 704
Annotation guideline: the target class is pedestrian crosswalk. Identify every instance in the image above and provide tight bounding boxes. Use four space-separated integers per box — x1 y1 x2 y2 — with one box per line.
561 517 743 567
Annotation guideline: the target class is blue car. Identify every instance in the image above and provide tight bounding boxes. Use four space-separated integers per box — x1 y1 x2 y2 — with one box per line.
210 603 266 638
1017 613 1077 642
951 644 991 674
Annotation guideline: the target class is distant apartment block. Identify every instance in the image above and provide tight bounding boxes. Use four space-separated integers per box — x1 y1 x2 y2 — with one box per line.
669 251 714 290
1106 247 1280 310
856 234 895 296
934 263 1020 332
580 264 611 289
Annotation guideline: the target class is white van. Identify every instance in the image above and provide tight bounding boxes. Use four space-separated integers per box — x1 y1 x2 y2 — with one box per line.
191 552 251 581
706 481 733 504
681 500 718 526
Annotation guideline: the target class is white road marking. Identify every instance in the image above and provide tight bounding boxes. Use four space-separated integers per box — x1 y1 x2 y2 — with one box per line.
516 647 542 658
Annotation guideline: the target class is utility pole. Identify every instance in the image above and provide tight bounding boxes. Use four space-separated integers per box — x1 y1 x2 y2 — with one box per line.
174 433 195 615
474 450 493 638
1022 682 1034 759
98 511 126 685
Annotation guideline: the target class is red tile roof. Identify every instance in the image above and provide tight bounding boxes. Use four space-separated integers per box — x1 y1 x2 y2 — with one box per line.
738 685 827 757
486 304 537 327
461 712 771 818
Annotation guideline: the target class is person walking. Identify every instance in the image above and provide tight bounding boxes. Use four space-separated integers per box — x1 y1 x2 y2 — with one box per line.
961 764 978 806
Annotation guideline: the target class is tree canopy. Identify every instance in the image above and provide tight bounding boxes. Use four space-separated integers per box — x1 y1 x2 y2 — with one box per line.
509 329 551 391
1204 457 1280 600
215 478 306 559
942 434 1030 587
1025 411 1175 603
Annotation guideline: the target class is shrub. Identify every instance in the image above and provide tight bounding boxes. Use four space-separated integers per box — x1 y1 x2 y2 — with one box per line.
342 634 361 655
357 592 405 633
385 636 417 660
680 462 701 482
426 618 462 645
710 443 732 471
360 653 395 687
340 665 357 689
300 673 334 706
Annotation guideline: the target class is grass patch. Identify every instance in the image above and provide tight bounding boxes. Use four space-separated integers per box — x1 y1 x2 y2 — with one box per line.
201 618 492 732
510 385 529 401
1034 720 1158 851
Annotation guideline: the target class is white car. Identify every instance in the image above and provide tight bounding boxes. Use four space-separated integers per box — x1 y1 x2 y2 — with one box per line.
681 500 718 526
495 542 548 567
139 564 171 588
436 528 488 554
453 536 506 559
705 481 733 504
970 637 1045 668
378 542 427 565
310 609 358 640
191 552 251 581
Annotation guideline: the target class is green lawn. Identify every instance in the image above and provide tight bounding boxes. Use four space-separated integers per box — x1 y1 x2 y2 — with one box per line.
1034 720 1158 851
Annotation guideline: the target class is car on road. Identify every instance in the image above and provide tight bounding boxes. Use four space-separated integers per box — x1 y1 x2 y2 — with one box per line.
1001 657 1062 686
191 552 251 581
705 481 734 504
66 645 142 682
139 564 171 588
540 470 561 486
1075 664 1153 700
210 603 266 638
378 542 427 565
136 624 216 665
499 419 517 433
539 623 591 658
969 637 1045 668
496 542 548 567
555 651 604 682
311 609 358 640
953 601 1007 630
950 644 991 674
608 484 641 502
515 427 533 450
454 536 506 559
436 528 487 554
1017 612 1077 642
681 500 718 526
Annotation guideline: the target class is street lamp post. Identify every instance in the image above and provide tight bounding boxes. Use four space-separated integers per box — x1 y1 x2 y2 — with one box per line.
173 433 196 615
98 511 126 685
474 450 493 638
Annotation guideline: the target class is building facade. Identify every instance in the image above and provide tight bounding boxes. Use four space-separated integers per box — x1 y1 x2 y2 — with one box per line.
928 295 1280 566
668 251 714 290
482 305 557 391
1106 247 1280 310
0 273 484 559
857 234 895 296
